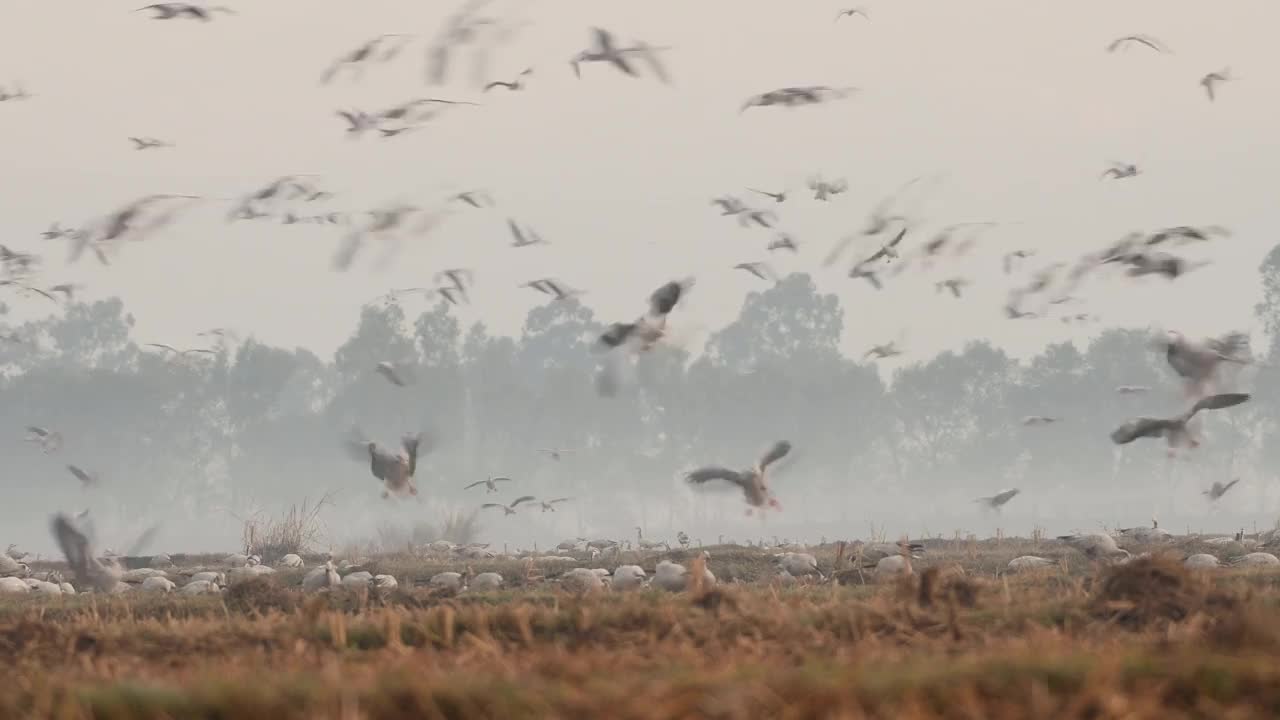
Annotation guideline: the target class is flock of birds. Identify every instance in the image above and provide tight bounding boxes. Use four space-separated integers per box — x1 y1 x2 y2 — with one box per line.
0 2 1269 595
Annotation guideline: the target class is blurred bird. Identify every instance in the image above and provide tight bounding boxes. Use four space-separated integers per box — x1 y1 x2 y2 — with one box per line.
465 476 512 493
129 137 172 150
735 261 777 282
538 448 576 461
1204 478 1240 501
1106 35 1168 53
24 426 62 454
538 498 572 512
1101 162 1141 180
864 342 902 360
1110 392 1250 451
375 361 413 387
66 465 99 489
1021 416 1060 426
1116 385 1151 395
685 440 793 514
1161 331 1252 397
1200 69 1231 101
767 234 798 253
136 3 236 21
484 67 533 91
482 496 536 516
345 428 430 499
976 488 1020 511
834 7 869 21
747 188 787 203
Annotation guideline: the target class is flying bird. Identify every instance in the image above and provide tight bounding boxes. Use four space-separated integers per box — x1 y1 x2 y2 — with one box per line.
742 87 855 112
1022 416 1060 426
834 7 869 21
1003 249 1035 274
484 67 533 91
67 465 99 489
523 279 580 301
321 34 414 84
1200 69 1231 101
685 440 792 515
1101 162 1140 180
450 190 492 208
1204 478 1240 501
1106 35 1168 54
864 342 903 360
1110 392 1250 451
1161 331 1252 397
735 262 777 282
538 498 572 512
570 27 670 83
347 430 428 499
136 3 236 21
50 514 123 594
747 188 787 203
24 426 62 454
375 361 413 387
1116 385 1151 395
976 488 1020 511
767 234 798 253
538 448 576 461
507 219 547 247
482 495 536 516
129 137 172 150
465 476 512 493
935 277 969 298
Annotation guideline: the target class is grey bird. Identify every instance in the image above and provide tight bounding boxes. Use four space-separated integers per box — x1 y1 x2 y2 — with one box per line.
767 234 798 253
538 498 572 512
1101 162 1140 180
50 514 156 593
129 137 172 150
864 342 902 360
375 361 412 387
834 7 869 21
1204 478 1240 501
67 464 99 489
747 188 787 203
465 476 512 493
594 278 693 353
1161 331 1252 397
345 427 429 499
735 262 777 282
976 488 1020 510
1200 69 1231 101
484 67 533 92
136 3 235 21
1116 385 1151 395
523 278 580 301
450 190 492 208
321 34 414 84
571 27 670 83
1110 393 1250 450
685 441 793 514
1106 35 1168 54
935 277 969 298
508 219 547 247
482 495 537 516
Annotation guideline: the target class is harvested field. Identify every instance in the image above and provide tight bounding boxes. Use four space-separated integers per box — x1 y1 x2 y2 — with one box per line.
6 540 1280 718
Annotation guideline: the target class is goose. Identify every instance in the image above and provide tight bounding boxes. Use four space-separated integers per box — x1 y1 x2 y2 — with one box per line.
773 569 798 586
1106 35 1168 54
1022 416 1060 427
141 576 176 593
1057 533 1131 561
279 554 304 568
871 554 913 579
522 279 580 301
854 540 924 565
594 278 694 355
610 565 647 591
67 465 99 489
224 553 249 566
50 513 129 593
652 559 713 592
179 579 220 595
25 578 64 595
976 488 1020 511
129 137 171 150
767 234 798 253
507 219 547 247
1229 552 1280 567
935 277 969 298
685 440 792 515
538 498 572 512
555 539 584 553
834 7 869 21
538 448 577 462
742 87 854 112
1161 331 1252 397
1110 392 1250 452
1116 385 1151 395
24 426 62 454
864 342 903 360
484 67 533 92
747 188 787 203
122 568 169 583
482 495 536 516
1184 554 1221 569
1007 556 1055 572
188 571 224 585
341 571 373 589
465 476 512 493
136 3 236 21
570 28 670 83
320 34 414 85
560 567 605 593
1204 479 1240 501
1002 249 1035 274
429 571 465 591
302 561 340 592
1199 69 1231 101
346 430 427 499
228 565 275 585
734 261 777 282
150 553 173 567
5 545 29 562
374 575 398 591
1118 520 1172 543
0 577 30 594
1101 162 1140 180
0 555 29 578
778 552 823 579
375 361 412 386
1108 250 1207 279
469 572 503 591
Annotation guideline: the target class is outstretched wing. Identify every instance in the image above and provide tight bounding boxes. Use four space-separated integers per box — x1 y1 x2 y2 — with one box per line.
547 497 571 505
464 480 486 489
1187 392 1250 419
510 495 537 508
481 503 503 510
401 433 422 476
685 466 747 490
50 513 91 589
758 440 792 471
649 278 692 318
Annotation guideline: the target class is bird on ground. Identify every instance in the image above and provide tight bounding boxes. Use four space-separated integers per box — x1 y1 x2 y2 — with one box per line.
1106 35 1168 54
767 234 798 253
1204 478 1240 501
129 137 172 150
570 27 670 83
320 34 414 84
1200 69 1231 101
507 219 547 247
1057 532 1131 561
1022 416 1060 426
538 498 572 512
375 361 412 387
465 476 512 493
66 465 98 489
834 7 869 21
735 262 777 282
1101 162 1141 180
136 3 236 21
482 496 536 516
685 440 793 514
747 188 787 203
976 488 1020 511
484 67 533 91
1008 556 1056 572
1111 392 1250 451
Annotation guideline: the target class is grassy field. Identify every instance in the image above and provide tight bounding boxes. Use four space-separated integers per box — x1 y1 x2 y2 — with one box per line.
6 539 1280 719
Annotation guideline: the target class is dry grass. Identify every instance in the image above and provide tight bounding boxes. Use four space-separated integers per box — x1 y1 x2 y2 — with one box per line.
8 542 1280 718
242 494 334 562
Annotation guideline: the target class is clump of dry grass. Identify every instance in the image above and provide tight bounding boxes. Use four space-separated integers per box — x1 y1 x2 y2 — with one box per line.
1090 551 1238 629
242 494 333 562
368 510 482 555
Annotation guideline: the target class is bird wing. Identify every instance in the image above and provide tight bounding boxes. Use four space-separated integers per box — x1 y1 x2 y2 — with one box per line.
507 219 527 244
401 433 421 476
685 466 748 489
464 480 486 489
146 343 179 354
758 440 792 471
510 495 537 508
481 503 504 510
492 476 513 483
1110 417 1170 444
67 465 91 484
648 279 689 317
547 497 571 504
50 514 92 589
1186 392 1250 420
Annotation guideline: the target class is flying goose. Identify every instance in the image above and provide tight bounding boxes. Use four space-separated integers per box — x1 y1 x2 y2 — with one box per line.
685 440 793 514
1107 250 1206 279
747 188 787 203
129 137 172 150
976 488 1020 510
522 279 579 301
742 86 855 112
1116 385 1151 395
24 426 62 453
482 495 536 516
570 28 670 83
345 428 429 499
1106 35 1168 54
67 464 99 489
1101 162 1140 180
1110 392 1250 450
1200 69 1231 101
1144 225 1230 247
320 34 414 84
450 190 492 208
1161 331 1252 397
375 361 413 386
864 342 902 360
507 219 547 247
767 234 798 253
1002 249 1035 274
834 7 869 21
594 278 693 353
1204 478 1240 501
464 476 512 493
538 498 571 512
1008 556 1056 572
484 67 533 92
1022 415 1060 426
50 513 133 593
935 277 969 298
807 176 849 200
734 261 777 282
137 3 235 20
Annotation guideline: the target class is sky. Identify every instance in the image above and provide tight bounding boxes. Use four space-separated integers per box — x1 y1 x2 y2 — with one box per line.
3 0 1279 368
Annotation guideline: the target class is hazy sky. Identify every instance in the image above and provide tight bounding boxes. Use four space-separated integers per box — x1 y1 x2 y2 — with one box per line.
3 0 1278 365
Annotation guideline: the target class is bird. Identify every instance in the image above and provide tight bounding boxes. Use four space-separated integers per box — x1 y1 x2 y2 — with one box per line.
24 426 62 454
1145 225 1230 247
484 67 533 92
435 268 473 297
450 190 492 208
1003 249 1035 274
860 227 908 265
129 137 172 150
346 429 428 499
507 219 547 247
375 361 412 387
0 83 32 102
49 514 126 594
935 277 969 298
336 110 378 137
464 476 512 493
1199 69 1231 101
1107 250 1207 279
538 448 576 461
146 343 216 359
136 3 236 21
742 87 854 112
1161 331 1252 397
1106 35 1168 54
522 279 580 301
864 342 903 360
482 496 536 516
685 440 793 514
67 465 99 489
735 262 777 282
538 498 572 512
767 234 798 253
747 188 787 203
595 278 693 354
571 28 670 83
1057 532 1131 562
1204 479 1240 501
1021 416 1060 426
1116 385 1151 395
976 488 1020 511
1110 392 1251 451
1101 162 1140 180
320 34 414 84
834 7 869 21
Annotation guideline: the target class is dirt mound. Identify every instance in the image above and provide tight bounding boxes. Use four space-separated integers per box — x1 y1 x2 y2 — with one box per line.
1090 552 1235 628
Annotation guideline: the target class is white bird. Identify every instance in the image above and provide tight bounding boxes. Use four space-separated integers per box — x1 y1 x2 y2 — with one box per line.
610 565 647 591
1229 552 1280 567
302 561 340 592
279 554 304 568
778 552 823 579
1057 533 1131 561
1184 554 1221 569
560 567 605 594
141 576 177 593
1007 556 1056 572
469 572 504 591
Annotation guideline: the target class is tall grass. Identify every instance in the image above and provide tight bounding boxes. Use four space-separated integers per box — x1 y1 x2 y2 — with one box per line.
241 493 333 561
368 510 482 555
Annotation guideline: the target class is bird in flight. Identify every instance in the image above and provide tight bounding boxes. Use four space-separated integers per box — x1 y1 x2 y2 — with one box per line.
485 67 533 92
538 498 572 512
1200 69 1231 101
1101 162 1140 180
1204 478 1240 501
508 219 547 247
25 426 63 454
136 4 236 21
976 488 1019 511
146 343 215 358
742 87 855 112
1003 249 1035 274
375 361 413 387
1160 331 1252 398
321 34 414 85
864 342 903 360
538 448 576 461
129 137 172 150
767 234 798 253
935 277 969 298
523 279 580 301
1116 385 1151 395
1111 393 1250 453
346 429 429 499
67 465 99 489
685 440 793 515
450 190 493 208
735 261 777 282
571 27 670 83
834 7 869 21
465 476 512 493
1106 35 1168 54
1021 416 1061 426
482 496 537 516
747 188 787 203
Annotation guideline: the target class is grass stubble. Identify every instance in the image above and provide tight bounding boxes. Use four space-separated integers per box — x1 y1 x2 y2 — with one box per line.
4 541 1280 719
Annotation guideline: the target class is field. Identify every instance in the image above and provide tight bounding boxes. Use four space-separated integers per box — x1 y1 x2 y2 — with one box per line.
6 537 1280 719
